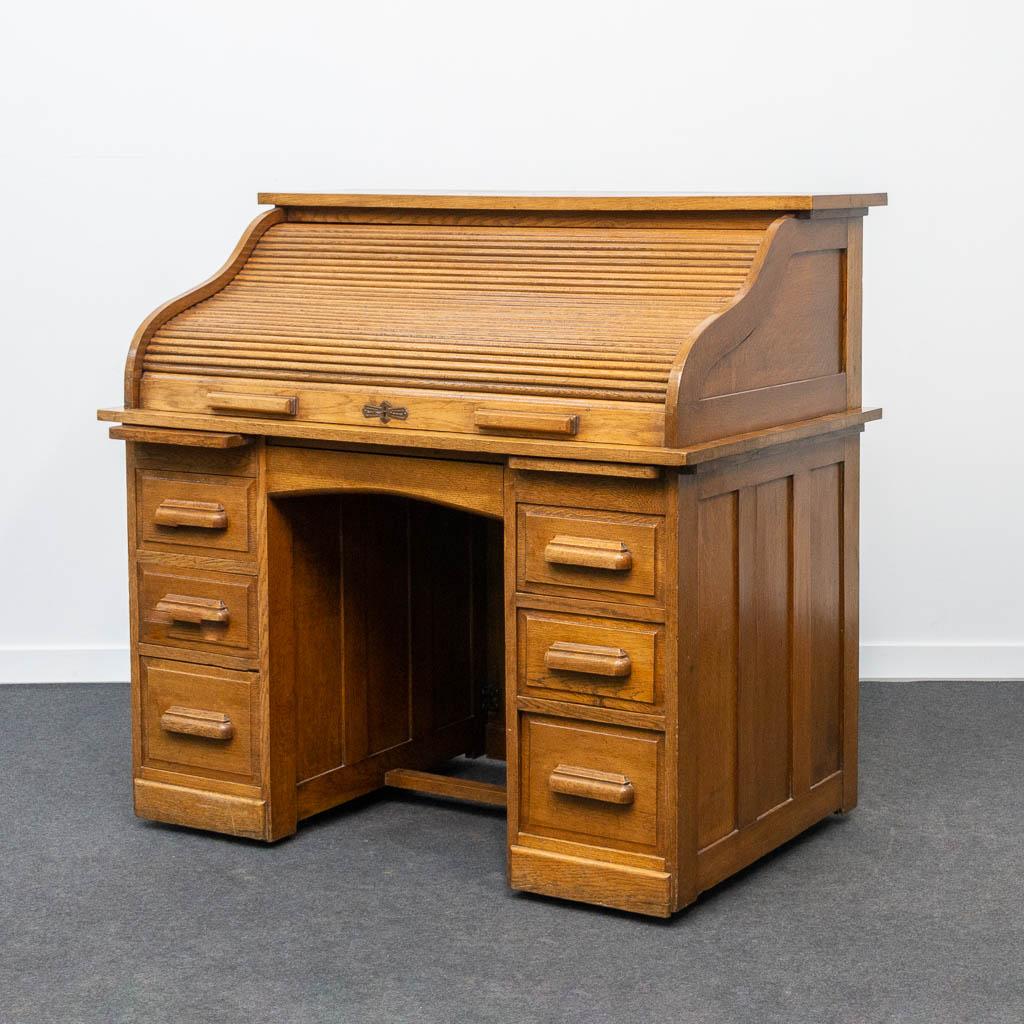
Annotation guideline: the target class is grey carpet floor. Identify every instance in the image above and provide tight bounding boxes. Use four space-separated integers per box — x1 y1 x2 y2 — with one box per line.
1 682 1021 1024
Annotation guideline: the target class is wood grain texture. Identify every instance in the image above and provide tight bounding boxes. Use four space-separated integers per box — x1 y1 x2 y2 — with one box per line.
266 490 491 796
668 216 854 445
117 195 881 455
140 658 257 783
266 443 503 520
519 714 662 854
544 641 632 678
137 471 254 556
154 594 230 625
514 695 665 732
548 764 635 805
695 491 739 849
160 706 235 741
841 436 861 811
509 462 667 515
384 769 505 807
740 476 793 823
258 192 887 212
518 506 662 605
476 409 579 436
131 438 258 478
207 391 297 416
116 429 869 915
507 457 660 479
109 191 882 918
808 463 843 784
141 221 763 406
518 609 661 708
152 499 229 530
508 845 672 917
296 719 483 820
137 562 257 660
137 375 665 448
544 535 634 572
673 462 699 908
109 426 252 448
676 408 880 465
690 435 855 884
133 779 266 840
700 249 843 398
124 208 285 406
100 403 878 466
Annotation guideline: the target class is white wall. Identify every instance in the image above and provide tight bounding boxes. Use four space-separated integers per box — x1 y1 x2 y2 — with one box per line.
2 0 1021 682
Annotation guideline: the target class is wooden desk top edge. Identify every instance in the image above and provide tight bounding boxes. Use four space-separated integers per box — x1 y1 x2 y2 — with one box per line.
98 407 881 466
257 191 888 212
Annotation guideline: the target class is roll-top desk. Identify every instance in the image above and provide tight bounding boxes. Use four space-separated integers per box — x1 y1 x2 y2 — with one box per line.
100 191 885 917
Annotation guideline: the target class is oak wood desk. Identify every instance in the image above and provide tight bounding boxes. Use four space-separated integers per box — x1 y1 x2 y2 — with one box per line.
100 191 885 916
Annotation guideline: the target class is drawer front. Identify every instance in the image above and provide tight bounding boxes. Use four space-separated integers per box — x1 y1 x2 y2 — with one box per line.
137 470 254 555
137 564 257 658
517 505 662 604
519 714 662 854
519 610 660 707
140 657 257 782
139 375 664 448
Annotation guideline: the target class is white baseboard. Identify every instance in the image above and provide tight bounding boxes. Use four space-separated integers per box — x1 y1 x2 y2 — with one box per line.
859 644 1024 681
0 644 1021 684
0 647 131 683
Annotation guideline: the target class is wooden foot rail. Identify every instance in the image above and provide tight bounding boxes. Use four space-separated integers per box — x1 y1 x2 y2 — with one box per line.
384 769 506 807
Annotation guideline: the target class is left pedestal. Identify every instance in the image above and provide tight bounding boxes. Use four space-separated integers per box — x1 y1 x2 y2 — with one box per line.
126 440 274 839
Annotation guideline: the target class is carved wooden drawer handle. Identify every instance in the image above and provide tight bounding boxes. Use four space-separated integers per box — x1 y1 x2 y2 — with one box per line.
544 535 633 572
475 409 579 436
160 706 234 741
206 391 298 416
548 764 635 805
154 594 230 625
544 641 632 678
153 499 228 530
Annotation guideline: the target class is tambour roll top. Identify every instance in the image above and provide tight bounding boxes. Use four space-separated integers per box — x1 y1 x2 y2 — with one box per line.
144 222 761 404
124 192 886 453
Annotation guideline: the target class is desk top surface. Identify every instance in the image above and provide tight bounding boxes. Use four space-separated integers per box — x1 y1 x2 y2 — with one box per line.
257 191 888 212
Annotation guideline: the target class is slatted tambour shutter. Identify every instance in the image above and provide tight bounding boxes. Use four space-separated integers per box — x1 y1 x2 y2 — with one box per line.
143 223 764 404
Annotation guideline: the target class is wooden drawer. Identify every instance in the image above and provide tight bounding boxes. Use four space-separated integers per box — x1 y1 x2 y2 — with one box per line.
517 505 663 605
519 714 662 855
518 610 661 707
138 375 664 448
140 657 257 782
137 564 257 659
137 470 255 556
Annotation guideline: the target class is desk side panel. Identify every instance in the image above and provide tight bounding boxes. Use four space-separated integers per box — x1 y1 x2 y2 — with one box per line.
670 216 863 446
683 434 858 900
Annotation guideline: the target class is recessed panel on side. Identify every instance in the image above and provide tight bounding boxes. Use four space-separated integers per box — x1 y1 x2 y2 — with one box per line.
701 250 843 399
340 495 412 761
737 477 794 825
808 462 843 783
696 490 739 849
409 501 484 738
285 495 344 783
